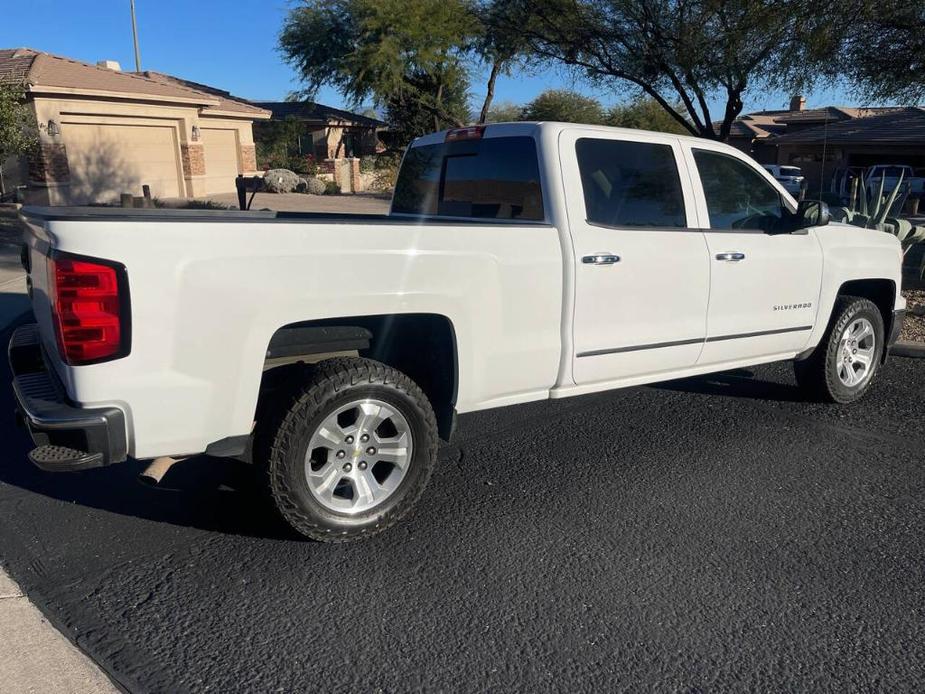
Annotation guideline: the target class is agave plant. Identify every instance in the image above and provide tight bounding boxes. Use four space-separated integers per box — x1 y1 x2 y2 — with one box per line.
830 170 925 275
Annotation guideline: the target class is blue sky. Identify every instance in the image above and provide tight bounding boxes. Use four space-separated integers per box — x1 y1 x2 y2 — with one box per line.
2 0 858 118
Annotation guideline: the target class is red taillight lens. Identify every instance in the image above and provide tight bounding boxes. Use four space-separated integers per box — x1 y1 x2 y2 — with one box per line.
445 126 485 142
47 254 128 365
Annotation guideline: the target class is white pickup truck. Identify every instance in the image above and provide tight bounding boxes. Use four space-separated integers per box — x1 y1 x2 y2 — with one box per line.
9 123 906 542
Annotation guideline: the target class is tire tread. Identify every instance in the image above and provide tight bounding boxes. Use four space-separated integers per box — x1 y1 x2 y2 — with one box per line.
265 358 438 542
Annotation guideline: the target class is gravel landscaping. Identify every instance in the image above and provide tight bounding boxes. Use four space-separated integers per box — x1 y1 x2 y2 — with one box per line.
901 288 925 343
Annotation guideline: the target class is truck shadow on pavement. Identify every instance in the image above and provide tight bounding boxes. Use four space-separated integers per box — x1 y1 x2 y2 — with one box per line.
653 367 808 402
0 317 297 540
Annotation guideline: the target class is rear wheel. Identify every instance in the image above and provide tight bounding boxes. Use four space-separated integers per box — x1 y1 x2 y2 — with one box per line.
265 358 438 542
794 296 884 403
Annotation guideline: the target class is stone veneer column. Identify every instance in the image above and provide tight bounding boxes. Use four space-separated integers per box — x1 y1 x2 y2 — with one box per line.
26 143 70 205
348 157 361 194
28 143 70 183
180 143 206 177
240 144 257 173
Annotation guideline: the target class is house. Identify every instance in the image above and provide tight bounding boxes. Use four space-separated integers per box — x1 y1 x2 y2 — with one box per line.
723 95 913 190
0 48 270 205
770 107 925 189
254 101 386 162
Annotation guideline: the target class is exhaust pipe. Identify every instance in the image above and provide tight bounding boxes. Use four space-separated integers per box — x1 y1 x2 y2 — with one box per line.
139 456 184 486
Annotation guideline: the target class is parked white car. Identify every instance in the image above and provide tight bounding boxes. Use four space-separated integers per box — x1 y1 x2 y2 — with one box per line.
865 165 925 197
763 164 806 197
11 122 906 541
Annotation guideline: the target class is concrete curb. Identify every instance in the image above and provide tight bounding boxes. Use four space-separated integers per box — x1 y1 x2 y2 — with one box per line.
0 568 118 693
891 341 925 358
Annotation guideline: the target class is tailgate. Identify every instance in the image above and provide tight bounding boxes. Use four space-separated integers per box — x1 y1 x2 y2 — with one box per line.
18 213 62 382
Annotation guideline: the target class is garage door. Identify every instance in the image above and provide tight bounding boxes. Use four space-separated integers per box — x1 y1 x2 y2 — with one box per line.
201 128 240 194
62 122 182 202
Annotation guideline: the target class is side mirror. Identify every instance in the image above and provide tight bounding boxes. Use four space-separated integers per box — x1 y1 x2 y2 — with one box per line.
795 199 830 229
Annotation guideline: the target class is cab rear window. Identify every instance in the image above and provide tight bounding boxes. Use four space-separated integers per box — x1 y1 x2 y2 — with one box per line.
392 136 544 221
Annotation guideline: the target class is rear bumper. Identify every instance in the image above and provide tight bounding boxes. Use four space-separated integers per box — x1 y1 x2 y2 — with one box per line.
8 324 127 471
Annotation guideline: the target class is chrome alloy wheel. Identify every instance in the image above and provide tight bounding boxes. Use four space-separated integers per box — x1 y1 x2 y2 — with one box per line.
836 317 876 388
304 399 413 514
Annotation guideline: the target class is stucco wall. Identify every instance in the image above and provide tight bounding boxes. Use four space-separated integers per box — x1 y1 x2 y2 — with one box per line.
24 94 262 205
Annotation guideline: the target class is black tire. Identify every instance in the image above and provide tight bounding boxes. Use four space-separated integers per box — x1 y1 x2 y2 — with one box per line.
264 358 438 542
794 296 884 404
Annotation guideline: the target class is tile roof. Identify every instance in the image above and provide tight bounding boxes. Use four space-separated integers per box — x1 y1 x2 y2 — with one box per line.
0 48 216 103
140 72 270 117
257 101 387 127
0 48 37 84
0 47 268 119
723 104 911 142
771 107 925 144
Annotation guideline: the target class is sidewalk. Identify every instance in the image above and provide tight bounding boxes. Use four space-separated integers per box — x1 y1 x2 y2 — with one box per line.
0 212 117 693
0 569 117 694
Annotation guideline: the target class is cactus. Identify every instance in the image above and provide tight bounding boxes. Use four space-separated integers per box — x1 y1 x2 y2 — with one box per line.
832 169 924 269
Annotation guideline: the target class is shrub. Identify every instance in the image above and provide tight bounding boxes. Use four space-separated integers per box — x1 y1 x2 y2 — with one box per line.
324 180 341 195
263 169 302 194
181 200 231 210
306 177 327 195
370 152 401 191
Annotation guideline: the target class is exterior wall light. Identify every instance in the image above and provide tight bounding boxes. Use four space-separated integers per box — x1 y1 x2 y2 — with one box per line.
47 120 60 136
191 125 200 142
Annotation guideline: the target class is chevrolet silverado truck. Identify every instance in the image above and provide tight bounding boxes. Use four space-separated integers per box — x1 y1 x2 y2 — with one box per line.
9 123 906 542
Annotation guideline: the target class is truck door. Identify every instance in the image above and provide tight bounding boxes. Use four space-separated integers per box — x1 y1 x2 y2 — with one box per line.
683 145 823 366
560 129 710 386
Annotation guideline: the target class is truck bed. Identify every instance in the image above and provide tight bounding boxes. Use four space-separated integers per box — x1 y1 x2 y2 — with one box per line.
21 206 549 227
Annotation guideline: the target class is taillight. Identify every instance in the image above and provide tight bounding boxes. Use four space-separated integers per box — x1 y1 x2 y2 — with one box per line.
47 253 130 365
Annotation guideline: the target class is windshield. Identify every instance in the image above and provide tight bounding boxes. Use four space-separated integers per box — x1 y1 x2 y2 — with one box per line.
870 166 909 178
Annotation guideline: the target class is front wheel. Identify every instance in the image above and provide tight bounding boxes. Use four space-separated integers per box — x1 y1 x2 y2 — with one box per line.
265 358 438 542
794 296 884 403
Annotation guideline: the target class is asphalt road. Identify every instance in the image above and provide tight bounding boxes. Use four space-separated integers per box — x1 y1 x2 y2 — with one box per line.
1 316 923 692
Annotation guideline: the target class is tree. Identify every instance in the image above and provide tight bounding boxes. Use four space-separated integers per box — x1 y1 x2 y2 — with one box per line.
484 101 523 123
0 82 37 195
280 0 478 133
383 69 472 144
520 89 606 124
473 0 537 123
606 97 689 134
839 0 925 103
490 0 845 140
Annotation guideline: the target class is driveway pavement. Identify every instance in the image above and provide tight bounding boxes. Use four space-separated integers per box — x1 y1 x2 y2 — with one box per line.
0 315 922 691
1 210 116 692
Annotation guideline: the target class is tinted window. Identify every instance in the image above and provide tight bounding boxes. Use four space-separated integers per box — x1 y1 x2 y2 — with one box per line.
779 167 802 177
576 138 686 228
392 136 543 220
693 150 785 232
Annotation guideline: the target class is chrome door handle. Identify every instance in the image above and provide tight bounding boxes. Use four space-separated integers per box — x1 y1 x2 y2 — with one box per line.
582 253 621 265
715 252 745 261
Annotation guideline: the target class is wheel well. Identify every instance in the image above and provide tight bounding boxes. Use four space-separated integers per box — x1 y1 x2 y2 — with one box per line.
837 279 895 332
261 314 458 440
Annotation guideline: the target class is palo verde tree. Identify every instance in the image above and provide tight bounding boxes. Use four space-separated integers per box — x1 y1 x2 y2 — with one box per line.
490 0 847 140
838 0 925 104
520 89 607 124
606 97 690 135
280 0 478 137
0 82 37 194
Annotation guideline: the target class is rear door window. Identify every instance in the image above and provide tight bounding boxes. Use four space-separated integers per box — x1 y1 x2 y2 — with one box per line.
392 136 544 220
575 138 687 228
